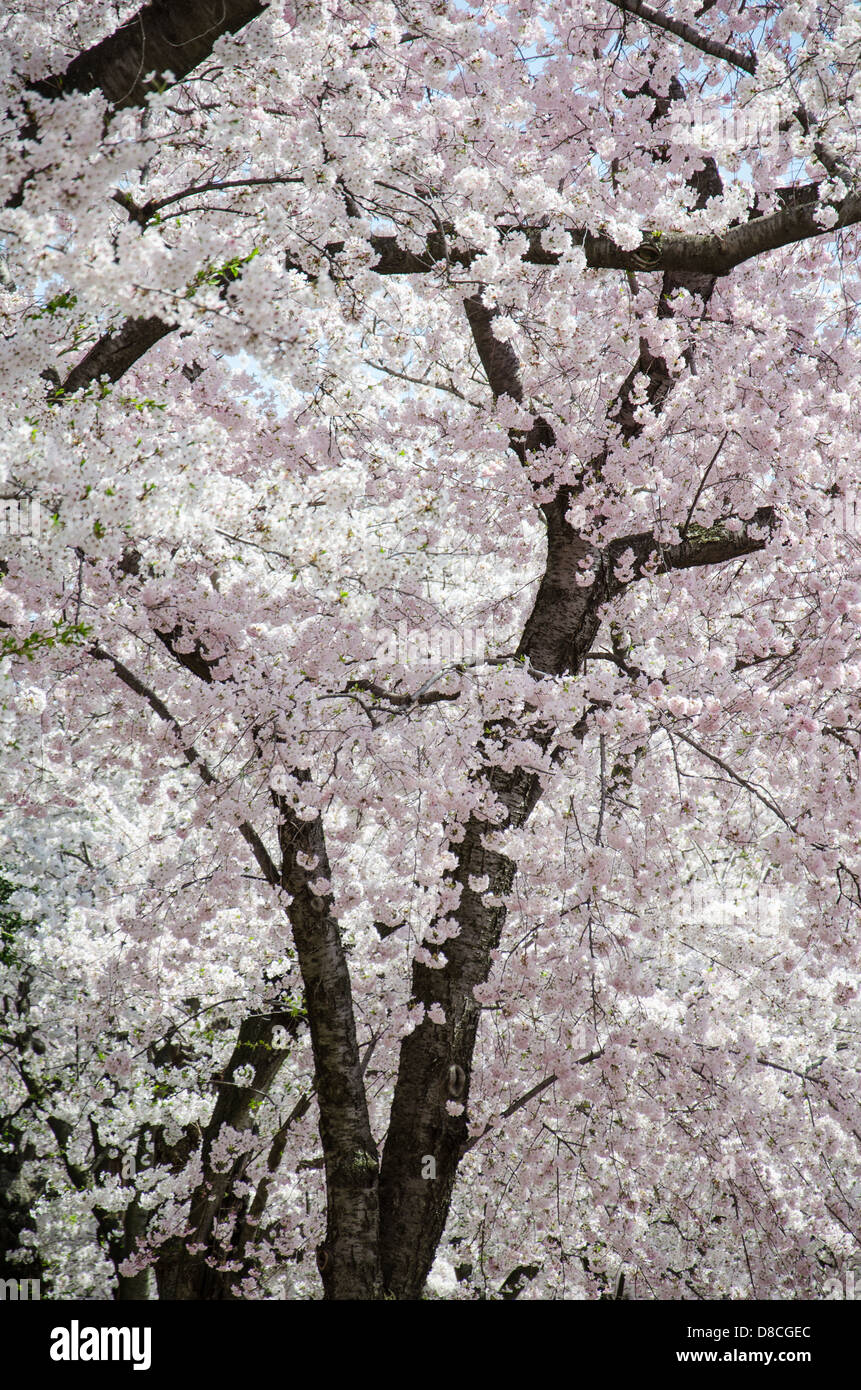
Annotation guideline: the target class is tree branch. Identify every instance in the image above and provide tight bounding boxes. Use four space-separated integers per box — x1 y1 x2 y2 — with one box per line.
152 622 381 1293
661 725 799 833
89 642 278 886
53 185 853 397
115 175 304 227
54 316 174 399
361 188 860 279
606 507 777 584
30 0 268 110
377 74 772 1298
156 1003 304 1299
604 0 756 74
273 789 381 1298
462 292 524 402
460 1050 604 1156
89 636 335 1295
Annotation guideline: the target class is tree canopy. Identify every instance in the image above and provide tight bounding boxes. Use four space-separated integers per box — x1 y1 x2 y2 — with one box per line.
0 0 859 1300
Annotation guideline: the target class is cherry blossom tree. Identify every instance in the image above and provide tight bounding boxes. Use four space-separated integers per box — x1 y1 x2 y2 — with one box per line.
1 0 859 1300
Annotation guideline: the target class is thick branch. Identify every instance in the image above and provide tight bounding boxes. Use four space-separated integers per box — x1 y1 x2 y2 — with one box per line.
154 625 218 685
378 759 545 1298
607 508 777 582
333 189 852 279
273 790 381 1299
378 515 777 1292
155 1005 303 1299
30 0 268 110
462 293 524 402
54 183 845 395
604 0 756 74
377 77 778 1298
152 620 381 1294
8 2 269 211
55 316 174 399
93 631 330 1298
362 184 855 277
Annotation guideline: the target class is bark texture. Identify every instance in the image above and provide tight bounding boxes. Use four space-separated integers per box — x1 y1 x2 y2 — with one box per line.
32 1 267 109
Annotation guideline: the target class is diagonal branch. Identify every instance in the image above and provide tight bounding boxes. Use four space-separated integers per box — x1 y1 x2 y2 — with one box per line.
54 316 175 399
462 292 524 403
460 1049 605 1156
96 627 381 1297
115 175 304 228
604 1 851 186
8 2 269 212
89 641 277 884
604 0 756 74
155 1001 304 1299
662 725 799 833
89 640 313 1296
30 0 268 110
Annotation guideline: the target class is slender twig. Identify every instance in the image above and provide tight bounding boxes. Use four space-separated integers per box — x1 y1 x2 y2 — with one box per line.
461 1050 604 1156
682 433 727 535
89 644 278 886
114 175 304 226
